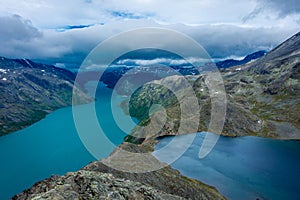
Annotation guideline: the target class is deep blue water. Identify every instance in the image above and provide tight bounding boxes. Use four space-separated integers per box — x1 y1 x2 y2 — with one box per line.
154 133 300 200
0 85 133 199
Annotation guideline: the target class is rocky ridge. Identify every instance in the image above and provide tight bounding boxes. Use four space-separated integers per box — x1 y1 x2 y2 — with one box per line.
12 170 184 200
13 142 225 200
128 32 300 139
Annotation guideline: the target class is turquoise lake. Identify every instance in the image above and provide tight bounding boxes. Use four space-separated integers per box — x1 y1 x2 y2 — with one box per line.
154 133 300 200
0 85 133 199
0 84 299 200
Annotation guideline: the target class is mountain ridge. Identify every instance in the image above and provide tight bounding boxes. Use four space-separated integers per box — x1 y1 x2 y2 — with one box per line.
216 50 266 68
0 57 92 136
128 31 300 139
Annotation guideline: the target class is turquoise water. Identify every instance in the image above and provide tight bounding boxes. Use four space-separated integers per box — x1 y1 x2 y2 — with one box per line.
154 133 300 200
0 86 132 199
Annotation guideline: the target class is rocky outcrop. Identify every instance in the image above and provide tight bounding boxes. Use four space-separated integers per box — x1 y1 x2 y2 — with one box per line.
84 142 226 200
0 57 92 136
12 170 183 200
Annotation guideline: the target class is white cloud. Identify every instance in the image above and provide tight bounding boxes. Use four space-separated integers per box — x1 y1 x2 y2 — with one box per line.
0 0 299 28
0 1 299 67
0 15 298 66
116 57 212 66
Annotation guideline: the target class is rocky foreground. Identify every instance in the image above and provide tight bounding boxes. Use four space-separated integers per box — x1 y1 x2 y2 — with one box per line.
13 141 225 200
13 170 183 200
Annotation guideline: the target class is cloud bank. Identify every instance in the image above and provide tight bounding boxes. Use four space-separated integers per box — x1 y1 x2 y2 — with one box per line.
0 0 299 67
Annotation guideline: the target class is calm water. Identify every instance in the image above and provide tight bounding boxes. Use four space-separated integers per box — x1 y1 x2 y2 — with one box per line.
0 85 132 199
154 133 300 200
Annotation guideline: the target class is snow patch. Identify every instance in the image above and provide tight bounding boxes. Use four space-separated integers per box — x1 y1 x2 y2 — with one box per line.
0 69 7 73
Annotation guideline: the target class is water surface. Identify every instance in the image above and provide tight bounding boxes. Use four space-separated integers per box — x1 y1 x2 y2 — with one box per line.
154 133 300 200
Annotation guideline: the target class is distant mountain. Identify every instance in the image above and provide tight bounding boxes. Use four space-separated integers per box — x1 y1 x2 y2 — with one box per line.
216 50 266 68
0 57 92 136
96 51 266 88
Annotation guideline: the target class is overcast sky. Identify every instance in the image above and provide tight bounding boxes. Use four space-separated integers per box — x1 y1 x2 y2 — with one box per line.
0 0 299 68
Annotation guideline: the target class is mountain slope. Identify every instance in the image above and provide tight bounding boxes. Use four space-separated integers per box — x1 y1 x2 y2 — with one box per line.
221 31 300 138
128 32 300 139
0 57 91 136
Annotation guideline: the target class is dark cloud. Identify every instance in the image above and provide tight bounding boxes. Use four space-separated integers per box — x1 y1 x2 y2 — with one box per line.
259 0 300 16
177 24 295 59
0 15 297 68
0 15 44 58
0 15 99 61
244 0 300 21
0 15 42 42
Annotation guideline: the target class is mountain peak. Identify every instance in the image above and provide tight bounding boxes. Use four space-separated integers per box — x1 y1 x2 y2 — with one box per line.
254 32 300 65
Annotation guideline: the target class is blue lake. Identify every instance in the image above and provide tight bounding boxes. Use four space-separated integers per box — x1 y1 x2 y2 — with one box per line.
0 85 133 199
154 133 300 200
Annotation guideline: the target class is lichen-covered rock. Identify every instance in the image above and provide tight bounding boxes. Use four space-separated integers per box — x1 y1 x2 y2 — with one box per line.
12 170 184 200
